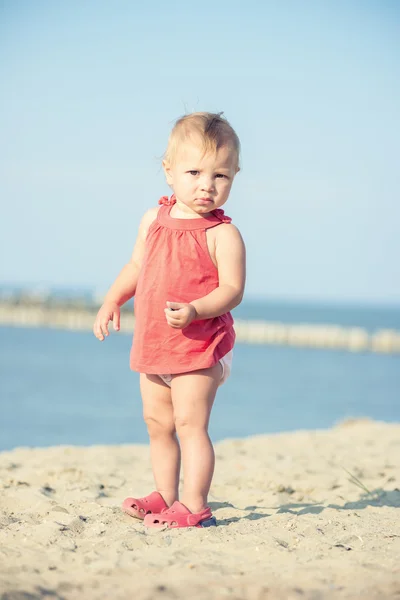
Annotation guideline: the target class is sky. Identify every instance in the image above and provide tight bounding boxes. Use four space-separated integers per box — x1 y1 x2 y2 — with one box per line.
0 0 399 305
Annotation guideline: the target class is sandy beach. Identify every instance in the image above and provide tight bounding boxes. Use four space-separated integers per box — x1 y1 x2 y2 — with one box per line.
1 419 399 600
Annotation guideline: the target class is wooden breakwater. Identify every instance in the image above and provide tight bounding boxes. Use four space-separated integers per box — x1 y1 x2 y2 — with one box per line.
0 300 399 354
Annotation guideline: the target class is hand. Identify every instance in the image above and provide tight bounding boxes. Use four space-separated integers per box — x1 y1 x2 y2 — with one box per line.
93 301 121 341
164 301 197 329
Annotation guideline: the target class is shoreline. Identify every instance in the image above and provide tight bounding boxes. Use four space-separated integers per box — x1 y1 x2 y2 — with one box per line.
1 419 399 599
1 302 400 354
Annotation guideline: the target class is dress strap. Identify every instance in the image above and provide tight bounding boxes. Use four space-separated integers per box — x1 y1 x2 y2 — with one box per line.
211 209 232 224
158 195 176 207
158 194 232 226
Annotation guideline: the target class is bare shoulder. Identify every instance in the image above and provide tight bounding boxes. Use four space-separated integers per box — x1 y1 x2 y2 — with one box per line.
214 222 246 285
138 206 160 237
130 206 160 265
215 223 245 246
141 206 160 228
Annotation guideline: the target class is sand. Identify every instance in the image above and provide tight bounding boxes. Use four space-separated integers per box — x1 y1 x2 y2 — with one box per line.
0 419 399 600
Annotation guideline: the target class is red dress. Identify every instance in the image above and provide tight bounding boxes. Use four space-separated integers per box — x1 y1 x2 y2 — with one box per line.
130 196 235 374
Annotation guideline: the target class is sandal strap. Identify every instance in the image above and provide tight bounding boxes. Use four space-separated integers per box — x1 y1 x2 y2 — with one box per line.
123 491 168 515
159 503 212 526
187 509 212 526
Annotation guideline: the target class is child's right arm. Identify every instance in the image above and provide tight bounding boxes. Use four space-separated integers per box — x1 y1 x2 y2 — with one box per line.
93 207 158 341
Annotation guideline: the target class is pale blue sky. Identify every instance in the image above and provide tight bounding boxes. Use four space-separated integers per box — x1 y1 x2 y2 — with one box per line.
1 1 399 304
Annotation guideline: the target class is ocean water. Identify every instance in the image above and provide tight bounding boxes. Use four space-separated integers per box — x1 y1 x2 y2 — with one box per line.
0 301 399 451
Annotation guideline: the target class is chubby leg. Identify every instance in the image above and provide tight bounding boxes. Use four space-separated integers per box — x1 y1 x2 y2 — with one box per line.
171 362 221 514
140 373 180 506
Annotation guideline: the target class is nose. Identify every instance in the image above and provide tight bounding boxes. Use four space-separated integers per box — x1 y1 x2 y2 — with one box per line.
200 176 215 193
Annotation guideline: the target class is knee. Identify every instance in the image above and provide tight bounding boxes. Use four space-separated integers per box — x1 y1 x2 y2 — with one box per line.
143 414 175 438
174 414 207 437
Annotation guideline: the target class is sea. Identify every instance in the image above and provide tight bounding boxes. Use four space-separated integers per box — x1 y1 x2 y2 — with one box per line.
0 299 399 452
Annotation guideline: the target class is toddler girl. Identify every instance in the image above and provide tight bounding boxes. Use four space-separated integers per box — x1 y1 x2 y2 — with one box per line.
93 112 246 528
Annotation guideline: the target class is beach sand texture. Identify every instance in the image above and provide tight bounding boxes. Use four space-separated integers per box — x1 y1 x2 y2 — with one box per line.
1 419 399 600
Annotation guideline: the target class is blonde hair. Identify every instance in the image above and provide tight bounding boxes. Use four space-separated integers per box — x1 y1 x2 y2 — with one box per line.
164 112 240 169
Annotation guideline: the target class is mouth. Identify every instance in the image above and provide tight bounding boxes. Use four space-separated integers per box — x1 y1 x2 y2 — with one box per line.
196 197 213 205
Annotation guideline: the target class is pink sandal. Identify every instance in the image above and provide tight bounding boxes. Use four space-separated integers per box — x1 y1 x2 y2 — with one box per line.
122 491 168 519
143 501 217 529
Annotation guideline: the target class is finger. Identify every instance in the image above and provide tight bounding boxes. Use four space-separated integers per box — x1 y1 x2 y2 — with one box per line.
113 311 120 331
166 301 184 310
165 315 179 323
167 321 183 329
100 320 110 337
164 309 182 323
164 316 182 329
165 315 178 326
93 321 104 341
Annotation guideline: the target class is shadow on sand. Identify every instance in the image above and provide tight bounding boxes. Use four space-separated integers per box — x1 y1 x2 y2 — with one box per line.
210 487 400 525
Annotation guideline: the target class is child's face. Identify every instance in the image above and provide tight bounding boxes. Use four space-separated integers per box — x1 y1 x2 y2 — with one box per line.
163 139 238 216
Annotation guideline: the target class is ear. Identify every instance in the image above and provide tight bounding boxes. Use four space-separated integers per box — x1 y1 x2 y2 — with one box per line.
162 160 173 186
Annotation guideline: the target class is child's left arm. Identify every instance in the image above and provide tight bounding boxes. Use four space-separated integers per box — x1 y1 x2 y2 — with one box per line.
165 224 246 328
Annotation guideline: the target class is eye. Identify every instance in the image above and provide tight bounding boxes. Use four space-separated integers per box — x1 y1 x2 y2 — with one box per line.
188 170 199 176
216 173 228 179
